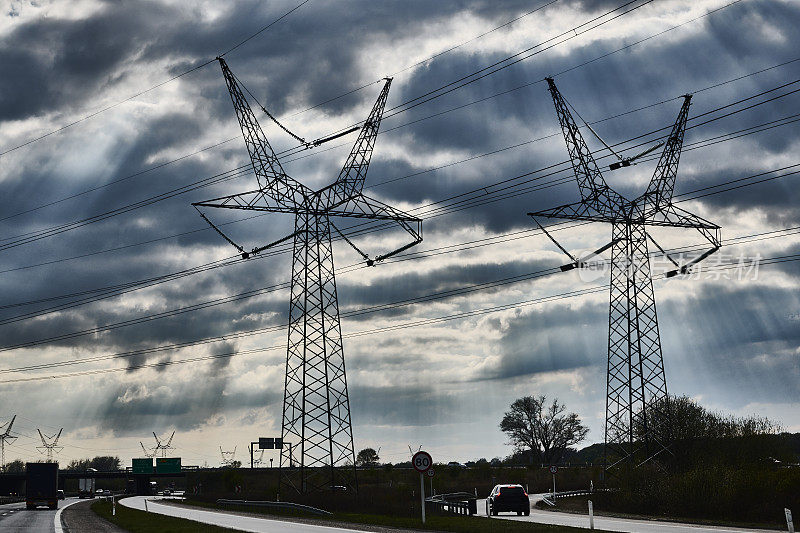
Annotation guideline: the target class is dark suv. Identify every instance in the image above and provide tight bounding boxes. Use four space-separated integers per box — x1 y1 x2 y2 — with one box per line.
486 484 530 516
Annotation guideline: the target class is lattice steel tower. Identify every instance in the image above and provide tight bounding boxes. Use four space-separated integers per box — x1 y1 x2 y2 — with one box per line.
529 78 721 471
152 431 175 458
36 428 63 463
194 58 422 494
140 441 156 458
0 415 16 471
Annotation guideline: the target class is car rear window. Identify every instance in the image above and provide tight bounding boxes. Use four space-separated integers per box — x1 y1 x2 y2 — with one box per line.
500 486 525 495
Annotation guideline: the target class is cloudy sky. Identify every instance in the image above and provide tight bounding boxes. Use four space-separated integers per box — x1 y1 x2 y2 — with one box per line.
0 0 798 468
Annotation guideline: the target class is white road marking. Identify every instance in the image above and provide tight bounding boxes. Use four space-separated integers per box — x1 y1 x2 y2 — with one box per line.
54 498 84 533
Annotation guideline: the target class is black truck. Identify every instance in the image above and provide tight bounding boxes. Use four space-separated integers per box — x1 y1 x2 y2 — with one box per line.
26 462 59 510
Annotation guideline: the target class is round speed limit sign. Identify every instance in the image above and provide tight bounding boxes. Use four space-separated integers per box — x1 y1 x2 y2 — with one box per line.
427 468 435 477
412 451 433 473
549 465 558 474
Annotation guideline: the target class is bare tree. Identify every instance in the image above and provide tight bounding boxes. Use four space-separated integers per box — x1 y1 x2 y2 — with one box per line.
500 395 589 464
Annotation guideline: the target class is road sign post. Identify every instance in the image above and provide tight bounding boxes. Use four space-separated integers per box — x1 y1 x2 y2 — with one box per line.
549 465 558 499
427 467 434 495
787 508 795 533
412 451 433 524
420 473 425 524
588 499 594 529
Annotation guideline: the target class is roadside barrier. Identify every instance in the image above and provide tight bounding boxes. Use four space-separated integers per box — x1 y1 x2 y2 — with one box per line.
216 499 332 516
425 492 477 516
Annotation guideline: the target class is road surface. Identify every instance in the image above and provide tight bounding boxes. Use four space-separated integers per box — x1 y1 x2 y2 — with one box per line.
121 496 369 532
0 497 81 532
477 494 778 533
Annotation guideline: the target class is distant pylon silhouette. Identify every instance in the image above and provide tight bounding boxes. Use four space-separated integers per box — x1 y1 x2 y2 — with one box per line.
529 78 721 473
220 446 237 467
36 428 63 463
152 431 174 458
0 415 17 471
140 441 157 458
194 58 422 494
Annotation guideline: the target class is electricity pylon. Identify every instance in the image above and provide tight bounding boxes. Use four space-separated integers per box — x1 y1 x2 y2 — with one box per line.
529 78 721 473
152 431 175 458
0 415 17 471
220 446 237 467
36 428 63 463
140 441 157 458
253 449 265 467
194 58 422 494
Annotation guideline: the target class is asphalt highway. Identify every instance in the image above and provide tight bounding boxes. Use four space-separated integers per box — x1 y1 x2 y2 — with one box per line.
0 497 81 532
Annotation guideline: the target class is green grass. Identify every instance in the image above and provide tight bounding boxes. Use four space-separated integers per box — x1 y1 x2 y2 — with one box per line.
91 500 242 533
539 495 786 531
174 498 604 532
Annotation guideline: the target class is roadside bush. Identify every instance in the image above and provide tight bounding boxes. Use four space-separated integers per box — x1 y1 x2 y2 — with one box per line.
595 464 800 526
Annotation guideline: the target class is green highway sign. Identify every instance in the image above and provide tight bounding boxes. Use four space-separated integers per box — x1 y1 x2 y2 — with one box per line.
132 458 153 474
156 457 181 474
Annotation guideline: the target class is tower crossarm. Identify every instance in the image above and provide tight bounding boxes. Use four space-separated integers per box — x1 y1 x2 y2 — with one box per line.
530 201 720 233
325 193 423 265
645 203 721 246
195 192 419 222
633 94 692 218
545 77 627 216
0 415 15 439
193 188 290 213
217 57 312 208
529 199 604 222
317 78 393 209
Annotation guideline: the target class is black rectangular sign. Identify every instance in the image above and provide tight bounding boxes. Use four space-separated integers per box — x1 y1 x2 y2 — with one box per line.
259 437 284 449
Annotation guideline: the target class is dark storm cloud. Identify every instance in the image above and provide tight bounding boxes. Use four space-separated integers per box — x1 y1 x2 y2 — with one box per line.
487 301 607 380
350 384 463 427
97 378 281 434
0 2 177 121
338 255 560 317
660 281 800 405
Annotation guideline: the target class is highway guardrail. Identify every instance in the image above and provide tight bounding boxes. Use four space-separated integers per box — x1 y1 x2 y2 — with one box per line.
216 499 332 516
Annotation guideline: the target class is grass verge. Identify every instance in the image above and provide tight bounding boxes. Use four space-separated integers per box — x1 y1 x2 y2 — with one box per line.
91 499 242 533
173 498 603 532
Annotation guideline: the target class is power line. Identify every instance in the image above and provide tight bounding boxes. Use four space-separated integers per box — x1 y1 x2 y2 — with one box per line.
4 56 797 279
3 215 800 377
0 1 560 222
1 0 766 230
275 0 744 160
287 0 559 118
3 247 798 384
383 0 656 118
0 0 312 158
2 0 666 225
218 0 312 57
3 71 796 261
273 0 659 157
1 110 798 335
